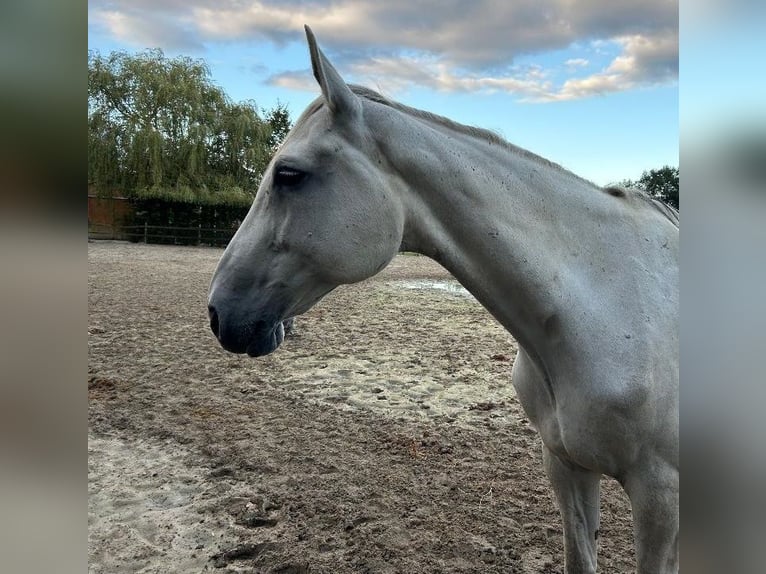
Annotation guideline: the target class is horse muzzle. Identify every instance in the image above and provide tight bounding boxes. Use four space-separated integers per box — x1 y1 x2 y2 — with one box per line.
207 303 286 357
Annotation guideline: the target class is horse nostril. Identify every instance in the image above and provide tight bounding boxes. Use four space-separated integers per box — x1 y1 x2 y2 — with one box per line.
208 305 220 338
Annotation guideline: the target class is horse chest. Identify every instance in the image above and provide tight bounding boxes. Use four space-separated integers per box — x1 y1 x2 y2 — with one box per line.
511 347 641 475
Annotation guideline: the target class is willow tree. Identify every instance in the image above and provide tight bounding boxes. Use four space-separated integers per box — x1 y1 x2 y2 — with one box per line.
88 49 287 206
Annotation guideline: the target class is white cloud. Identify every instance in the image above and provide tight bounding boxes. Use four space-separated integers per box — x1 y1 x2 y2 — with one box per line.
89 0 678 101
90 5 204 52
269 28 676 104
349 57 556 100
543 31 678 101
269 70 317 92
565 58 589 68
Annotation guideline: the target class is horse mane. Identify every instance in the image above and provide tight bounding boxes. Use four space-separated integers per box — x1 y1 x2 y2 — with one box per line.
646 196 680 227
604 186 679 227
298 85 679 227
348 85 596 185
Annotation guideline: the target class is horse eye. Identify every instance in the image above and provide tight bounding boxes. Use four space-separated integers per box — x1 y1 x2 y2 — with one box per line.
274 166 307 187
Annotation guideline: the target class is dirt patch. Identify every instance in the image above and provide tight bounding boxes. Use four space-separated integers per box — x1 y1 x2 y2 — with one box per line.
88 242 635 573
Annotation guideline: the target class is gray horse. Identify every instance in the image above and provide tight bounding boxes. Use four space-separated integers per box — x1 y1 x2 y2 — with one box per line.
208 26 678 574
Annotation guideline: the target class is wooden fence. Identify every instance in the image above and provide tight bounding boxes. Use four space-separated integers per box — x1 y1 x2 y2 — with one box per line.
88 195 240 246
121 224 235 246
88 195 133 240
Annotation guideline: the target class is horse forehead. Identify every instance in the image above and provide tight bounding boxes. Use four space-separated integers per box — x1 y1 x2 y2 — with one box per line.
285 100 375 157
280 123 371 171
280 114 338 158
289 102 336 141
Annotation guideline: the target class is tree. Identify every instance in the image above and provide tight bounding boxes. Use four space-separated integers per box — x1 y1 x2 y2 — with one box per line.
265 102 292 150
88 49 291 206
619 166 679 210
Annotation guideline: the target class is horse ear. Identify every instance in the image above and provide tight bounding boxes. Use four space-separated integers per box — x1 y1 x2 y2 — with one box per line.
305 25 361 120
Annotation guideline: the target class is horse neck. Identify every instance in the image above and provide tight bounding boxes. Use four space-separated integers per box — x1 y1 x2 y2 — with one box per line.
368 102 629 357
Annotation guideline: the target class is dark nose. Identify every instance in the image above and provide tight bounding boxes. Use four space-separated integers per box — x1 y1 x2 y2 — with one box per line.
208 304 220 339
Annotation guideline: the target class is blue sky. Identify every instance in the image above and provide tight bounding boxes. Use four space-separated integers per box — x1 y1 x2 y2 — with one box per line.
88 1 678 186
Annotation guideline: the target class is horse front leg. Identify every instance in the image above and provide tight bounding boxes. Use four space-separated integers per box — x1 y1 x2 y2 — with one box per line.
624 458 679 573
542 445 601 574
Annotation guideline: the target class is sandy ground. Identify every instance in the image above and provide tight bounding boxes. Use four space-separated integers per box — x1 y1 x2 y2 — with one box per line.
88 241 635 573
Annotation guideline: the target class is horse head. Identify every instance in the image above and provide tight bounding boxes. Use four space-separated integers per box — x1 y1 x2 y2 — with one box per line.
208 26 404 356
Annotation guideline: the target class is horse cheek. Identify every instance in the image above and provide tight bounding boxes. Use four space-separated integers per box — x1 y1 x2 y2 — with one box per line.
330 208 400 283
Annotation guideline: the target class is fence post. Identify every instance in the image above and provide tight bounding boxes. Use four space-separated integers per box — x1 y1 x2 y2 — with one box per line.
144 222 148 243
